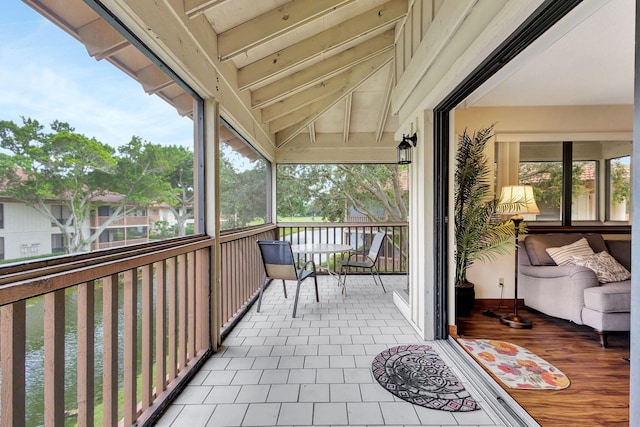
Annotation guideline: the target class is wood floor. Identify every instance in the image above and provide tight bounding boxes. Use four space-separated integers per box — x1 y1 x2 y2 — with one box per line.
454 305 630 427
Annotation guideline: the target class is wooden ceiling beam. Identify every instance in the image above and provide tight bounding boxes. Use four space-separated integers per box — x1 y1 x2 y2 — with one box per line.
309 122 316 145
136 64 174 94
274 51 393 145
78 18 129 61
261 71 351 123
343 94 352 144
238 0 406 90
251 31 394 109
375 64 394 143
218 0 354 61
184 0 231 18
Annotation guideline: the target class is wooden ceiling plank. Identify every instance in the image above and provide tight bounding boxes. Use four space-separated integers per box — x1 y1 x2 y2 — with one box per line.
375 64 394 143
184 0 231 18
343 94 352 144
238 0 406 90
251 31 394 108
218 0 354 61
261 72 351 123
78 18 129 60
274 51 393 144
137 64 174 94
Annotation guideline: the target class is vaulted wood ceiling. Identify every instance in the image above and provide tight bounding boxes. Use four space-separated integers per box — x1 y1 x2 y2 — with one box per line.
23 0 412 155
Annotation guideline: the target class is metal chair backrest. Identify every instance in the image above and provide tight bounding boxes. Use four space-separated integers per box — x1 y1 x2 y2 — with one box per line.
257 240 298 280
367 232 386 262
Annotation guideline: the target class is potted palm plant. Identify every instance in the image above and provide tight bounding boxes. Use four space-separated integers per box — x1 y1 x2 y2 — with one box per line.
454 125 517 316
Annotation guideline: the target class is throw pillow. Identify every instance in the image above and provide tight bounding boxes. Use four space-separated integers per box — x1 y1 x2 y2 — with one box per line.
568 251 631 283
545 237 594 265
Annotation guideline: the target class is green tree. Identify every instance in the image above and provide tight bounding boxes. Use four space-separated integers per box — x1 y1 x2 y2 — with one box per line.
0 117 170 253
277 164 408 222
219 145 268 229
155 145 194 236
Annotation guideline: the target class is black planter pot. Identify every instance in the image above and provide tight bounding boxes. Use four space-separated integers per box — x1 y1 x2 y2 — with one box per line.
455 283 475 317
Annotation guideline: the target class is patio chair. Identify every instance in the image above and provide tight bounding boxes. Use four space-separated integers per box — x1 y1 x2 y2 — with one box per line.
339 231 387 294
256 240 319 318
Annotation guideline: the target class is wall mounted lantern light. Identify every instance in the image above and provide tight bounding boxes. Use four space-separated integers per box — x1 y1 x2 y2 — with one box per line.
397 133 417 164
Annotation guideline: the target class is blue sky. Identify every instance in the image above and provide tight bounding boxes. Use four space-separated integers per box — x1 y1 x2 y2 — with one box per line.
0 2 193 150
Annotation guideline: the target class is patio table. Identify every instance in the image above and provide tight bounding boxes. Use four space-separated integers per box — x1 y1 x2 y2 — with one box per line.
291 243 352 288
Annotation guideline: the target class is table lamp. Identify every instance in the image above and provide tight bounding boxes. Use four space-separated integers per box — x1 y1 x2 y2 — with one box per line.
497 185 540 329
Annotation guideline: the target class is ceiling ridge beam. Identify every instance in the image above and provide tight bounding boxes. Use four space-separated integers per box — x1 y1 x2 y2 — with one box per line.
184 0 231 18
238 0 406 90
251 31 395 109
218 0 355 61
375 64 395 143
275 52 393 146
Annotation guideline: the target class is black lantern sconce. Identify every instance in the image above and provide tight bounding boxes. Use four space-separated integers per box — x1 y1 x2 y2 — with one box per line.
397 133 417 164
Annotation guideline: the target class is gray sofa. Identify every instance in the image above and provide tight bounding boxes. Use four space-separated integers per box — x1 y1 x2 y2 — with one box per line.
519 233 631 347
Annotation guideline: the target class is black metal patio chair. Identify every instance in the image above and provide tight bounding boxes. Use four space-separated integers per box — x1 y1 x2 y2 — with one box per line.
256 240 319 318
339 231 387 295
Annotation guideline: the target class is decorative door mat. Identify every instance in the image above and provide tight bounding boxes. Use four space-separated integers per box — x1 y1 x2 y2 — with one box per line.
372 344 480 412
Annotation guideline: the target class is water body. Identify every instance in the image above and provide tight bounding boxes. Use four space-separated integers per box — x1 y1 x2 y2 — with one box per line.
11 282 144 427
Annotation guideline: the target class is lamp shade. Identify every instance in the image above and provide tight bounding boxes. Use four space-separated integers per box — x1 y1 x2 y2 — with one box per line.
497 185 540 215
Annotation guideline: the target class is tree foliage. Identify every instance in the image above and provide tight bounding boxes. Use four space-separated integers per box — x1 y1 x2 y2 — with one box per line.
219 145 268 230
0 117 193 254
276 164 408 222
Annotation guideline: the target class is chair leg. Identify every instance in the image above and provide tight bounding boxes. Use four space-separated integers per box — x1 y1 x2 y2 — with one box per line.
371 265 386 293
292 279 303 318
313 275 319 302
341 265 350 295
257 276 271 313
282 279 288 299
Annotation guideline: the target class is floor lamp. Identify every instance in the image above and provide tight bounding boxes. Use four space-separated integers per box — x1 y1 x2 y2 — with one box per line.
497 185 540 329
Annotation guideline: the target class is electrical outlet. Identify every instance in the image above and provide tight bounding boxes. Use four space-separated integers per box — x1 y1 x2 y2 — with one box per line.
498 277 504 287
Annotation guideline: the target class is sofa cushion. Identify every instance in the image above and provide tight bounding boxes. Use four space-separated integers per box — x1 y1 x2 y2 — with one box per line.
524 234 607 266
605 240 632 271
568 251 631 283
583 281 632 313
545 238 594 265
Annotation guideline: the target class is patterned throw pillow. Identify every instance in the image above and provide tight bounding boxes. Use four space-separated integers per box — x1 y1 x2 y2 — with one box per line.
545 238 594 265
568 251 631 283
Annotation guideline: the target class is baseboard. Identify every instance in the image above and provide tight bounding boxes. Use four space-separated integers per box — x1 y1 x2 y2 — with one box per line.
473 298 526 309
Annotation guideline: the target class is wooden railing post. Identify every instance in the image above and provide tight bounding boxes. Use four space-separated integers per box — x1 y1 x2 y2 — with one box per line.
1 301 26 427
77 281 95 427
44 289 65 427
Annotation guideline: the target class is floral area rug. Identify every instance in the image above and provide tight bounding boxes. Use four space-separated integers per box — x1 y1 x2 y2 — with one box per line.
372 344 480 412
458 339 570 390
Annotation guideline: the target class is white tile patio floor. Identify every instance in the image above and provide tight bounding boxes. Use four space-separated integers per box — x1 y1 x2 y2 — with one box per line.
155 275 528 427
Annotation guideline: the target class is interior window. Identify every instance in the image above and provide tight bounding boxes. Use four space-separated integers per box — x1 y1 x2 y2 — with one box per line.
519 161 562 221
607 156 631 221
515 140 629 225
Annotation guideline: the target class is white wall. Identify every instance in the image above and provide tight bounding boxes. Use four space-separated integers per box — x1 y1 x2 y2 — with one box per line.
0 202 55 260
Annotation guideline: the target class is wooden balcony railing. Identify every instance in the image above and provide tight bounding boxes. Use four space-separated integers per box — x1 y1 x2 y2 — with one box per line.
0 222 408 426
219 225 277 337
277 222 409 273
0 235 214 427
